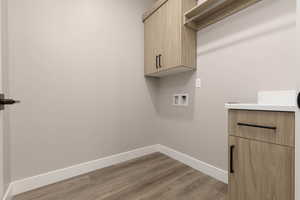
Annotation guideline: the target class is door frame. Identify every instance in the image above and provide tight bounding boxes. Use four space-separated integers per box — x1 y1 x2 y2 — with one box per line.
0 0 4 196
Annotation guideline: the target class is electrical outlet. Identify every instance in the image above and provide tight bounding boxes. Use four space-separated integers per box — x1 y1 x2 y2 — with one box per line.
196 78 201 88
181 94 189 106
173 95 180 106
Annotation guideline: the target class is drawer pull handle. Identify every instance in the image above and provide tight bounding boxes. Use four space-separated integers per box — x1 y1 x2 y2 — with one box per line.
237 123 276 130
158 54 162 68
230 145 235 174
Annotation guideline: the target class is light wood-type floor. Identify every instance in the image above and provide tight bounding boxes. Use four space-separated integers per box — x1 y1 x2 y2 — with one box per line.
14 153 227 200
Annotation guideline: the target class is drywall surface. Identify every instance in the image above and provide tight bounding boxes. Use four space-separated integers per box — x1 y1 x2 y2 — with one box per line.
7 0 158 181
157 0 299 171
0 0 10 195
1 0 11 192
0 0 3 196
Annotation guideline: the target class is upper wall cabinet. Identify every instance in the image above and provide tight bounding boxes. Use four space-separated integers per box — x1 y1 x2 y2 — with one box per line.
143 0 197 77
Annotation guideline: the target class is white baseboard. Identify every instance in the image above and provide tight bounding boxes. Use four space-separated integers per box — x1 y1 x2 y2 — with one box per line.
2 184 13 200
11 145 158 196
10 144 228 196
157 145 228 184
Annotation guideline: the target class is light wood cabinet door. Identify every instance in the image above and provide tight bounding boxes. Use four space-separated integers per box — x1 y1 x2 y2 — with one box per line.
159 0 181 70
229 136 294 200
159 0 196 71
144 8 161 75
143 0 196 77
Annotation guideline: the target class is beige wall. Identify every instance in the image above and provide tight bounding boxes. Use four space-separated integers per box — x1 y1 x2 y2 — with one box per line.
7 0 158 181
1 0 11 195
157 0 299 171
0 0 3 196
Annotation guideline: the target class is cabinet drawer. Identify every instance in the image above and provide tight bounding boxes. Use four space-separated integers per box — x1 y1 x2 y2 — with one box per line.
228 110 295 147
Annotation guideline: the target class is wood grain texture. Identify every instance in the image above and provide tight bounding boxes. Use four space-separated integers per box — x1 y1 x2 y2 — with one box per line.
160 0 181 71
144 5 161 75
144 0 196 77
229 110 295 147
180 0 197 69
14 153 227 200
184 0 230 19
142 0 168 22
229 136 294 200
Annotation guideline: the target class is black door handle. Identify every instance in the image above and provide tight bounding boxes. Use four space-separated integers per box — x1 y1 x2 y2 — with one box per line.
0 99 20 105
0 94 20 110
155 55 159 69
230 145 235 174
297 92 300 109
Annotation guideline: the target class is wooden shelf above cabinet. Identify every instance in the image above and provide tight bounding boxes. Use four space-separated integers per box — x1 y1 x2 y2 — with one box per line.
184 0 262 31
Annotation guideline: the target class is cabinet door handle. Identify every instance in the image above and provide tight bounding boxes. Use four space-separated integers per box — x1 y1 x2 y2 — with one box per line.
237 123 276 130
155 56 159 69
158 54 162 68
297 92 300 109
230 145 235 174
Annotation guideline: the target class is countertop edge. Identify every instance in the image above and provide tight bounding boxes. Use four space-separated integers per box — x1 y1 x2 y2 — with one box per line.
225 104 298 112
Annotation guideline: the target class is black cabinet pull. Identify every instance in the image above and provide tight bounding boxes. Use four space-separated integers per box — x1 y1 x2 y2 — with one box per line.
158 54 162 68
155 56 159 69
230 145 235 174
237 123 276 130
297 92 300 109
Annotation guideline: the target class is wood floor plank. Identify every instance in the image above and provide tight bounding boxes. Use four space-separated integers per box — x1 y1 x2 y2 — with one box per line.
14 153 227 200
99 164 191 200
137 170 206 200
14 153 168 200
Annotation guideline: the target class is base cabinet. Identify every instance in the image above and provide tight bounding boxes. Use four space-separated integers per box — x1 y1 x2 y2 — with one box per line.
229 136 294 200
228 110 294 200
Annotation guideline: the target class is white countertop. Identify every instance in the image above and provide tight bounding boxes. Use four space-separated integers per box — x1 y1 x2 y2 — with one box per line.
225 90 299 112
225 103 297 112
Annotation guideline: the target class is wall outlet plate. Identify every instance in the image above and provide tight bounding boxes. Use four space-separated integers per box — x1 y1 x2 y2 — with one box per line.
173 95 180 106
173 94 189 106
181 94 189 106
